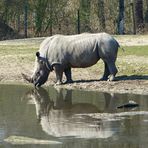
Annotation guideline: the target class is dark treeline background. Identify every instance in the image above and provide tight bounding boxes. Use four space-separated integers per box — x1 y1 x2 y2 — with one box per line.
0 0 148 39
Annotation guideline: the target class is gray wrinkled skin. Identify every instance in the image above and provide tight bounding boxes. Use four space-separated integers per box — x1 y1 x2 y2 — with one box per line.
32 33 120 87
32 53 50 87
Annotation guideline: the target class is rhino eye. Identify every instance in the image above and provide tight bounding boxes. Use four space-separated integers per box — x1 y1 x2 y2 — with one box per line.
36 71 40 76
39 60 44 65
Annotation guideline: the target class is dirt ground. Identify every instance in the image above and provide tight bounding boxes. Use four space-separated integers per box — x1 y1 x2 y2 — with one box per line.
44 71 148 95
0 35 148 95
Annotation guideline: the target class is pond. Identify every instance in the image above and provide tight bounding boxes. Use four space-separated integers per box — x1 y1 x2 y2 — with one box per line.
0 84 148 148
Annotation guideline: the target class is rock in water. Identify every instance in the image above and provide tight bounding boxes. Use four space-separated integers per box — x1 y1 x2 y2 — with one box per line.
4 135 62 145
117 100 139 109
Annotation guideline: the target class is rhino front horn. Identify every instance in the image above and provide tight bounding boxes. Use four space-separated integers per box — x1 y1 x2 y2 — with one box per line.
22 73 33 83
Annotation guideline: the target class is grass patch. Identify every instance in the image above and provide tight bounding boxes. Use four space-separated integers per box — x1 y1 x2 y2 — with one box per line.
0 45 38 62
0 39 147 77
117 46 148 76
118 46 148 57
117 61 148 75
0 45 37 54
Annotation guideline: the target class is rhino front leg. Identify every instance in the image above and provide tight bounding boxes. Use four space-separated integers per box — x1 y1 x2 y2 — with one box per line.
53 64 63 85
64 68 73 83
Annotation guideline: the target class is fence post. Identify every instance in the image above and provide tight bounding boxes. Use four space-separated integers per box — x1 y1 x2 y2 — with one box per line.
50 0 53 36
130 1 136 34
77 9 80 34
24 0 28 38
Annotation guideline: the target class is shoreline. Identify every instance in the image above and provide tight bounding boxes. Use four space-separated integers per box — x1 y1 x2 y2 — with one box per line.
0 74 147 95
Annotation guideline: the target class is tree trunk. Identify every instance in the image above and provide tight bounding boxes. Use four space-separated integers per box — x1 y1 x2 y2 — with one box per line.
118 0 124 34
80 0 91 32
34 0 48 36
17 13 20 33
135 0 144 32
24 0 28 38
98 0 106 31
77 9 80 34
145 0 148 23
130 1 136 34
49 0 53 36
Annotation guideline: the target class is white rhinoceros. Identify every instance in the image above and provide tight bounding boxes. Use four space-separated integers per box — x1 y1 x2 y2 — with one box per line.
24 33 120 87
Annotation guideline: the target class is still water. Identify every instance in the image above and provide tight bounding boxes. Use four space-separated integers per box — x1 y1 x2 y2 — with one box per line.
0 84 148 148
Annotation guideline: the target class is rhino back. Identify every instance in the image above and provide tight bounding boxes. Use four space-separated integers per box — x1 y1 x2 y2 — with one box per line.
47 34 101 68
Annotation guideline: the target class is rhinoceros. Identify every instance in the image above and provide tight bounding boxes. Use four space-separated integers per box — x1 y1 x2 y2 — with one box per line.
23 33 120 87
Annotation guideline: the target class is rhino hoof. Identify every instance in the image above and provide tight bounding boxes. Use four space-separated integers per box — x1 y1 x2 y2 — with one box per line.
55 81 62 85
99 77 108 81
65 79 73 84
108 75 115 81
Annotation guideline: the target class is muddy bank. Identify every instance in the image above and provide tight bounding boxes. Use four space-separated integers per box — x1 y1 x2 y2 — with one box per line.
0 72 148 95
0 70 148 95
45 74 148 95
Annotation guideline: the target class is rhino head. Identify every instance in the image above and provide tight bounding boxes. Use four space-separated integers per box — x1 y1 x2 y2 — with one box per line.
23 52 51 87
32 52 51 87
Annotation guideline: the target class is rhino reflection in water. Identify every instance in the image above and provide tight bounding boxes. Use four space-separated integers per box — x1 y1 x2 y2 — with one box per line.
26 88 117 139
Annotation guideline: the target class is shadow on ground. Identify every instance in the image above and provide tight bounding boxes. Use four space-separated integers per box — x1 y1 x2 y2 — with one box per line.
67 75 148 84
115 75 148 81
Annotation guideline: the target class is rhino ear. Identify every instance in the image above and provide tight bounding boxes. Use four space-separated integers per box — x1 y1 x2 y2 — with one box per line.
36 52 40 58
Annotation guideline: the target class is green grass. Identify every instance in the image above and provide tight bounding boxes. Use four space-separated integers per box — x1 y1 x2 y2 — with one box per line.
0 45 37 54
118 46 148 56
0 45 38 62
0 39 147 77
1 44 147 56
117 46 148 76
117 61 148 75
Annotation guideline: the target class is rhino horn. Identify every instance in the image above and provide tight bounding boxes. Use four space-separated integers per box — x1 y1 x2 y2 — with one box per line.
22 73 33 83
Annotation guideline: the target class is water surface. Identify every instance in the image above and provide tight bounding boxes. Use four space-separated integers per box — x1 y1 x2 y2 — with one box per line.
0 84 148 148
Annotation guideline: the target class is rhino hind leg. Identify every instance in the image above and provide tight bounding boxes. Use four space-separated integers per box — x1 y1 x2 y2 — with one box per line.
100 62 110 81
106 61 118 81
64 68 73 83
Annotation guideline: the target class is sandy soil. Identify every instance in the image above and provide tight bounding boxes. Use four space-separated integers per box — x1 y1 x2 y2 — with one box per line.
43 70 148 95
0 35 148 95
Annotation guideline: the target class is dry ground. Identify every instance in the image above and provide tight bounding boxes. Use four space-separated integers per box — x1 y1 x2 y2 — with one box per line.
0 35 148 95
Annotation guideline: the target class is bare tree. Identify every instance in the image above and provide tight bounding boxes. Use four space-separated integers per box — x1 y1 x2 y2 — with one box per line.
98 0 106 31
145 0 148 23
33 0 48 36
118 0 125 34
77 9 80 34
135 0 144 32
80 0 91 32
24 0 28 38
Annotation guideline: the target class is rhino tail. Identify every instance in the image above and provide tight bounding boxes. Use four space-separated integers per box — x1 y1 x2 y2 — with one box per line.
119 45 125 52
117 41 125 52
